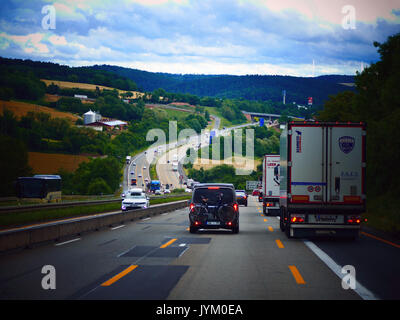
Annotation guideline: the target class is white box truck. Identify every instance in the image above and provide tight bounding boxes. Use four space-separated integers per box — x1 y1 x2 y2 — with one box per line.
262 155 280 215
279 121 366 239
126 155 131 164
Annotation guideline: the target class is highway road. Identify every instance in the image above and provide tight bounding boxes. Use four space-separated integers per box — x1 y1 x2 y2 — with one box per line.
0 196 398 300
155 117 257 190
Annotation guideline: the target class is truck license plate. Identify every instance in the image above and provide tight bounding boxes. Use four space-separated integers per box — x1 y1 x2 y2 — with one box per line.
309 215 344 224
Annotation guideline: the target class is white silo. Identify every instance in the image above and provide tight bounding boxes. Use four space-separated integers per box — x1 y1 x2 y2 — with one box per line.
83 110 96 124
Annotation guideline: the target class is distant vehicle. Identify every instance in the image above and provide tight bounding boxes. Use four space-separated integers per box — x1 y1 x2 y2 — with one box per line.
172 161 178 171
131 178 137 186
150 180 161 193
143 166 147 169
235 190 248 206
164 189 171 194
188 183 239 234
132 162 136 166
138 174 142 178
252 189 260 196
155 189 162 195
121 188 149 211
130 171 135 175
126 156 131 164
16 175 62 203
279 121 366 239
185 188 192 193
262 155 280 215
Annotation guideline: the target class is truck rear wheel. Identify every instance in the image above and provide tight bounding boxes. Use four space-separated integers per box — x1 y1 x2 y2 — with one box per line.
279 207 285 231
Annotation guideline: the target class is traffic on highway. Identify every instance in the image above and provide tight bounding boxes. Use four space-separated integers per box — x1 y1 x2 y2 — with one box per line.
1 121 399 305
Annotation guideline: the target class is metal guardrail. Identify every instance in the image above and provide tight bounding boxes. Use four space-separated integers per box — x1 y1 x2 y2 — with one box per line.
0 193 190 213
0 200 189 252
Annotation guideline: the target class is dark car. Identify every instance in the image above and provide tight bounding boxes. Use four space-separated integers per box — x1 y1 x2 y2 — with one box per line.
235 190 248 206
188 183 239 234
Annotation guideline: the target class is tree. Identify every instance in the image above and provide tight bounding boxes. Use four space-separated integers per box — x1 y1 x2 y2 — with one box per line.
0 135 32 196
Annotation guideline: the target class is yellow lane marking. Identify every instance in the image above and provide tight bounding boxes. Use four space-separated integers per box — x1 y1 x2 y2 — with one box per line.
101 265 138 287
264 218 268 222
160 238 177 248
289 265 306 284
361 231 400 249
275 239 284 248
268 226 274 232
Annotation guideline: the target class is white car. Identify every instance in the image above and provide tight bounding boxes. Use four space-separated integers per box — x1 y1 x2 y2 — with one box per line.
143 166 147 169
122 188 149 211
164 189 171 194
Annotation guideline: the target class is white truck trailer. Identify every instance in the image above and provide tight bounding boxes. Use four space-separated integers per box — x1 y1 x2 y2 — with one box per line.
262 155 280 215
279 121 366 239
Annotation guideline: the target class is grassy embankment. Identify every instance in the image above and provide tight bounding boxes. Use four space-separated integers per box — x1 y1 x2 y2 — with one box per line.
0 194 190 230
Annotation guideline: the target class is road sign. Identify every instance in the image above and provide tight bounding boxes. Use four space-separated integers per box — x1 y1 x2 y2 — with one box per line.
246 181 260 190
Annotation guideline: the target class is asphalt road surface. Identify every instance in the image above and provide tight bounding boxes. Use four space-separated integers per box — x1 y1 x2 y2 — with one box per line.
1 196 398 300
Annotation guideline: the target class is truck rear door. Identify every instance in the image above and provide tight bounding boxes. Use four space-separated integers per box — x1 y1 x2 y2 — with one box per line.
290 125 326 203
327 125 365 204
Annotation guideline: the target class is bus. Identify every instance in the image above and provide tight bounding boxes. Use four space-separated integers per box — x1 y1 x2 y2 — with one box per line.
16 175 62 203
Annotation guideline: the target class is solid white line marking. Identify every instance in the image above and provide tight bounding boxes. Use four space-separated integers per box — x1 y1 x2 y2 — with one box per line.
179 243 186 247
111 225 125 230
142 217 151 221
303 240 379 300
55 238 81 246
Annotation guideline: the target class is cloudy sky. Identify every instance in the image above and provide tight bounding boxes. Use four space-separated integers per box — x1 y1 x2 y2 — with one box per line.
0 0 399 76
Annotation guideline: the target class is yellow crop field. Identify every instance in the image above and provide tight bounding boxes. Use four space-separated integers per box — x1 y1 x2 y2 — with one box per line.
0 100 79 122
41 79 144 99
28 152 92 174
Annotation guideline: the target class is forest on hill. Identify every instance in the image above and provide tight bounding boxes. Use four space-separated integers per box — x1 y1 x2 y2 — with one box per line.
93 64 355 107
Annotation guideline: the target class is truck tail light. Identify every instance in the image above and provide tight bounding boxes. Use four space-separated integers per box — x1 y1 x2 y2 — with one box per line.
290 214 305 223
233 204 238 211
347 216 361 224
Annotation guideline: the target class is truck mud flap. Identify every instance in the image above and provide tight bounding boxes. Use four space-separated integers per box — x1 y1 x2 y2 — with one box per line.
290 227 359 239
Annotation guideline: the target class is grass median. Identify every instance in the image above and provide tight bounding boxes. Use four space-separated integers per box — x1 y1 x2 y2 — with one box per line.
0 194 191 230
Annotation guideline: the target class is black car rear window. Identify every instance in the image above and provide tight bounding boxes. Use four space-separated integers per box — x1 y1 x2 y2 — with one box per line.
193 187 234 205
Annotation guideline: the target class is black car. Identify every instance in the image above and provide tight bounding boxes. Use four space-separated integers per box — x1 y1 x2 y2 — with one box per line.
235 190 248 206
188 183 239 234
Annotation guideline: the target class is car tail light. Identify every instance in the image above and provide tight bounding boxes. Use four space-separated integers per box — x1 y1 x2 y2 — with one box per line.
233 204 238 211
190 203 195 211
194 221 200 226
290 214 305 223
227 221 232 226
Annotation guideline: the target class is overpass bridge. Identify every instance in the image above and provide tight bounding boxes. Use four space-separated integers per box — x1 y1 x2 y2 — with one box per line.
242 111 304 122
